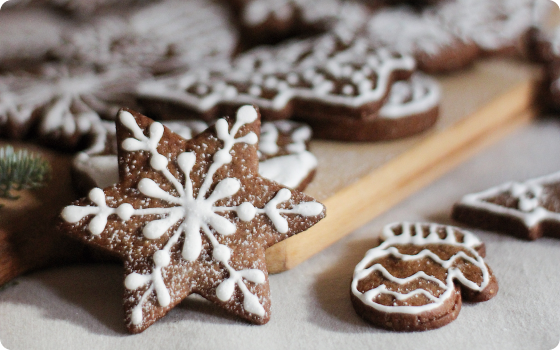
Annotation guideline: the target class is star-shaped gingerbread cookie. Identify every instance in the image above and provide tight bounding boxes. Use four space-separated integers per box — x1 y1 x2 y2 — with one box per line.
59 105 326 333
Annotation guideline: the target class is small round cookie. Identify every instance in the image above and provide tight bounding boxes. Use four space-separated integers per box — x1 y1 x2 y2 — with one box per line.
72 119 318 195
302 74 440 142
351 222 498 331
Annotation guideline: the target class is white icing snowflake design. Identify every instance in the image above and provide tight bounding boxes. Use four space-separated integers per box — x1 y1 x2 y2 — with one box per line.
62 106 324 326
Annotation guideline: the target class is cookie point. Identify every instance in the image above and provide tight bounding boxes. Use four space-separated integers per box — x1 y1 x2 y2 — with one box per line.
236 105 258 124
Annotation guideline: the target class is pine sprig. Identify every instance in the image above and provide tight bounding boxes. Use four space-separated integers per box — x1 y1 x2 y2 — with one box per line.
0 146 52 202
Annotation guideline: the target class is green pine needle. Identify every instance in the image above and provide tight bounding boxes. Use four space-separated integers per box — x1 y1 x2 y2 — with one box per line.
0 146 52 202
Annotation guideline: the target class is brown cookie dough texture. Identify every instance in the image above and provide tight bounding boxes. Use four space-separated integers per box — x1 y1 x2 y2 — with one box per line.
351 222 498 331
136 20 440 142
59 106 326 333
71 118 317 195
453 172 560 240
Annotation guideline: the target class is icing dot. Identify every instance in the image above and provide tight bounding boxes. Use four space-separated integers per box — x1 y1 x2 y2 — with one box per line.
249 85 262 96
213 244 231 263
151 154 168 171
117 203 134 221
196 85 209 95
153 250 171 267
236 105 258 124
264 76 278 89
216 279 235 301
237 202 257 221
286 73 299 85
342 85 354 96
214 149 232 164
224 86 238 99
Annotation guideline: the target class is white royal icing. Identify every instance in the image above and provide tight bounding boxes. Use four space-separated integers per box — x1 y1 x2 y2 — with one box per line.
351 222 490 315
259 151 317 189
63 105 324 325
136 34 416 114
457 172 560 229
379 74 441 120
74 120 317 191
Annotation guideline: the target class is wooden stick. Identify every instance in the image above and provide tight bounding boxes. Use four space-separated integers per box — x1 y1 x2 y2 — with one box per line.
266 81 536 273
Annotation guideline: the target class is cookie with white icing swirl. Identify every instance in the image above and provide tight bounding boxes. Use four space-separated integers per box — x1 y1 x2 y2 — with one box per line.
453 171 560 240
351 222 498 331
302 73 440 141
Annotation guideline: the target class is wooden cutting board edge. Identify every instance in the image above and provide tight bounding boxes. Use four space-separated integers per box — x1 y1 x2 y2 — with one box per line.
265 80 537 274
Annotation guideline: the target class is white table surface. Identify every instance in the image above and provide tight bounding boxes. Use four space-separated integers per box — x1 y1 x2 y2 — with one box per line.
1 118 560 350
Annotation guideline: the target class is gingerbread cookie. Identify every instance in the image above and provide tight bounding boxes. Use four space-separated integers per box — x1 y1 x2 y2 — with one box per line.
228 0 343 45
59 106 326 333
136 33 416 125
453 172 560 240
72 119 317 195
0 64 141 150
351 222 498 331
257 120 316 190
303 73 440 141
54 0 238 74
364 0 539 73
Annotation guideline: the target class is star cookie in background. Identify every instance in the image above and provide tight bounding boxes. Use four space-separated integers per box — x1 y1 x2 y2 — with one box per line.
59 106 325 333
351 222 498 331
453 172 560 240
54 0 238 74
0 64 142 150
72 119 317 195
136 33 419 136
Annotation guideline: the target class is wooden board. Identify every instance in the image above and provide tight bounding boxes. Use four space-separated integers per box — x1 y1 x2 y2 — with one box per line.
265 58 541 273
